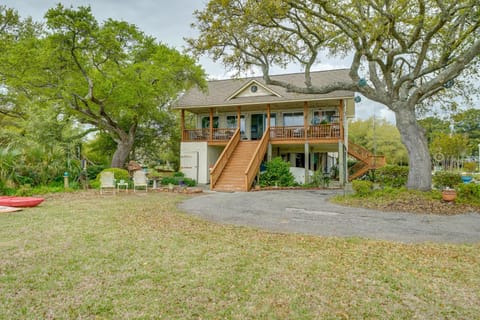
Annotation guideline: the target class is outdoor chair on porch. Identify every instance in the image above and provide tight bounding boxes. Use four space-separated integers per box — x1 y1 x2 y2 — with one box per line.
133 170 148 192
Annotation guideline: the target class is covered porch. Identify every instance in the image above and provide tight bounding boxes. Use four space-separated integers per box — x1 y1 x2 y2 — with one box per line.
180 100 346 146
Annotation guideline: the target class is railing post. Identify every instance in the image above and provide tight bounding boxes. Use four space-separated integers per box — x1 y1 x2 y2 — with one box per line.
304 101 308 142
180 109 185 142
209 108 214 141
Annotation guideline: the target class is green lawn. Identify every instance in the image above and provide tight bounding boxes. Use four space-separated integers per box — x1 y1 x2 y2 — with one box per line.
1 192 479 319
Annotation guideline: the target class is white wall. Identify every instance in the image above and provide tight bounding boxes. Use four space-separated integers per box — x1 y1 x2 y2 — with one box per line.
180 142 208 184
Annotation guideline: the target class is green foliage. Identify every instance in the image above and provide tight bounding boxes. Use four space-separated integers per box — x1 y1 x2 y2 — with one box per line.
453 108 480 155
418 117 450 145
259 157 296 187
430 133 469 160
310 170 331 187
456 183 480 205
349 118 408 165
463 162 477 172
161 176 196 187
86 165 106 181
432 171 463 189
172 172 185 178
375 165 409 188
352 180 373 197
2 5 206 169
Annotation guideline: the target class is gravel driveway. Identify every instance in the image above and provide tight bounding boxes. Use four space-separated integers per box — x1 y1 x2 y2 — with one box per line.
179 189 480 244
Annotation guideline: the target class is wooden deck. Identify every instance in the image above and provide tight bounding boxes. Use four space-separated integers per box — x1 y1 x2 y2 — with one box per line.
182 124 342 145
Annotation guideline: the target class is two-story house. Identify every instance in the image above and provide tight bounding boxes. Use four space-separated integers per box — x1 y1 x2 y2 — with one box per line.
175 69 384 191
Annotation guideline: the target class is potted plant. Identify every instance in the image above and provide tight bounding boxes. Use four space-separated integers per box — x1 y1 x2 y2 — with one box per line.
433 171 463 202
441 188 457 202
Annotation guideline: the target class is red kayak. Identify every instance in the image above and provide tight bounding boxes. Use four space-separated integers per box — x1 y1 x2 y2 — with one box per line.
0 196 44 207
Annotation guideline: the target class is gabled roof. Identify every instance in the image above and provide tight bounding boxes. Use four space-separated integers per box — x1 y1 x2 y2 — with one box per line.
226 79 282 100
175 69 354 110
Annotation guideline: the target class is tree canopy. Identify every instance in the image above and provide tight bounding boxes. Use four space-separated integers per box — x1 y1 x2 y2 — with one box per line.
349 117 408 165
189 0 480 190
1 4 206 168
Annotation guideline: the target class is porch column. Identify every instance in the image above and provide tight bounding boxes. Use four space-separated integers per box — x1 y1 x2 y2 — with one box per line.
303 101 308 141
339 99 344 139
267 104 271 129
237 106 241 128
268 143 272 161
180 109 185 142
338 141 346 186
209 108 213 141
305 143 310 184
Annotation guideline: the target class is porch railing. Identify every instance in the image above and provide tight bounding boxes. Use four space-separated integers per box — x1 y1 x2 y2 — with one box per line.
210 128 240 189
183 124 341 142
182 128 210 141
270 124 341 141
183 128 237 142
244 127 270 191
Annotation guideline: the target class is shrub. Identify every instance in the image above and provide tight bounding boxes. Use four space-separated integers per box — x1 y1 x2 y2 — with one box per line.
376 165 409 188
173 172 185 178
311 170 331 187
161 176 196 187
86 165 106 181
259 157 296 187
463 161 477 172
352 180 373 197
456 183 480 204
432 171 462 189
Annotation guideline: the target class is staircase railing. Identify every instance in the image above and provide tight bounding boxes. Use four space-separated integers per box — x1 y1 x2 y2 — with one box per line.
348 142 371 162
210 128 240 190
348 142 387 181
244 127 270 191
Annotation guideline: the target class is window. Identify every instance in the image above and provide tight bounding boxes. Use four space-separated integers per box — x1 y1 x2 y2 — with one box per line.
314 110 338 123
201 116 219 128
264 113 276 128
283 112 303 126
226 115 245 133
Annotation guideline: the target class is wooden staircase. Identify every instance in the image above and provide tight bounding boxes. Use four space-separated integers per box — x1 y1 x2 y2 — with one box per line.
348 142 386 181
213 141 260 192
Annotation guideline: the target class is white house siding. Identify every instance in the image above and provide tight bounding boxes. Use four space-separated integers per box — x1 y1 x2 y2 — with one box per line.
180 142 208 184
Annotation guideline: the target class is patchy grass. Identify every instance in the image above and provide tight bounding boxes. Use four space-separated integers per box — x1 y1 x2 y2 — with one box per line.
332 188 480 215
1 191 479 319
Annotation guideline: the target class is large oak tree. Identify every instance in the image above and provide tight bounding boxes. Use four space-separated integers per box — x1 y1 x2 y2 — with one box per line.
2 5 205 168
188 0 480 190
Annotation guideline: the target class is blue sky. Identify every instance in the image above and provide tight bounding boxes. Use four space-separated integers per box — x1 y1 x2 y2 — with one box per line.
3 0 395 123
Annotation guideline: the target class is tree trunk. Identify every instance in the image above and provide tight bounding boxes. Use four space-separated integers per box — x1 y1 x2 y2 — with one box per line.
110 135 134 168
394 106 432 191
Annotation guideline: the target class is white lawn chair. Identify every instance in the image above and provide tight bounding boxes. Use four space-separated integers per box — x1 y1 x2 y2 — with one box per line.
133 170 148 192
100 171 116 195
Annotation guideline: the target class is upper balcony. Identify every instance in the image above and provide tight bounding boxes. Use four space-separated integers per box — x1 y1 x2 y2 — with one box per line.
182 123 342 145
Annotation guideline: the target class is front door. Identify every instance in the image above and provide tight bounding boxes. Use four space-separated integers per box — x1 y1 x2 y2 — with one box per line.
251 114 264 140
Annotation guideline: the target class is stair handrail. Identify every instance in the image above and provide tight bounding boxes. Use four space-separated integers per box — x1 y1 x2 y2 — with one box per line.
348 142 371 162
244 127 270 191
368 155 386 168
210 128 240 189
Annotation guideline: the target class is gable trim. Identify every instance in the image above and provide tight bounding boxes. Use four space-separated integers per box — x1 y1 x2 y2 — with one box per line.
226 80 282 101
